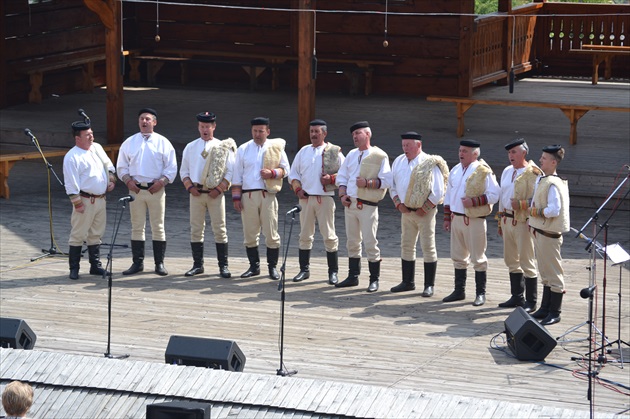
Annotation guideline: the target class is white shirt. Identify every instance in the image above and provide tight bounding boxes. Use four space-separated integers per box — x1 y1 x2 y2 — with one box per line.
63 143 114 195
389 151 445 206
444 160 500 214
116 132 178 183
288 143 345 196
232 139 290 189
335 147 391 198
532 175 561 218
498 165 527 212
180 137 235 184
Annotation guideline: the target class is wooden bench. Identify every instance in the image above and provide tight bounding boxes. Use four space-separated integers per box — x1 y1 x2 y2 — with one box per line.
426 96 630 145
0 144 120 199
11 47 106 104
570 45 630 85
129 50 395 95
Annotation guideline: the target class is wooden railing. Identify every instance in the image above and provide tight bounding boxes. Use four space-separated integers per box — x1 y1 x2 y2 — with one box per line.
471 2 629 90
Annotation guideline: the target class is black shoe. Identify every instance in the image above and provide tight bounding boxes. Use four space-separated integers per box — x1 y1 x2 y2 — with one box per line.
442 290 465 302
293 270 310 282
89 266 106 276
367 280 379 293
241 266 260 278
269 266 280 280
472 294 486 306
390 281 415 293
522 301 537 313
498 294 525 308
123 263 144 275
421 286 434 297
335 277 359 288
539 312 561 326
155 263 168 276
219 265 231 278
185 266 204 277
69 269 79 280
328 272 338 285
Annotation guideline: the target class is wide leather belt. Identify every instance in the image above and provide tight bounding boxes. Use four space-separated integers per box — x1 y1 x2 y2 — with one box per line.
502 212 514 218
80 191 105 199
533 227 561 239
357 198 377 207
194 183 212 193
242 189 264 193
136 182 154 190
453 212 484 219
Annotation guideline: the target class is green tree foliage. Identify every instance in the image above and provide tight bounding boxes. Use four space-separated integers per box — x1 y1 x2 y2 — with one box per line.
475 0 617 15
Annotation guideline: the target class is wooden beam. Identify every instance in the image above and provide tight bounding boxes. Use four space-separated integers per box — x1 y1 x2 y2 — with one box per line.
0 0 6 108
297 0 315 149
83 0 124 145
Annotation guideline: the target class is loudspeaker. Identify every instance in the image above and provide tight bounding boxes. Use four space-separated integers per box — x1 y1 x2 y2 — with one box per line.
0 318 37 349
165 335 245 372
147 401 211 419
504 307 556 361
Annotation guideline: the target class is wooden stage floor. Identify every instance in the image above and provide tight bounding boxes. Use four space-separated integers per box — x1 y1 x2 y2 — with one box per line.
1 79 629 417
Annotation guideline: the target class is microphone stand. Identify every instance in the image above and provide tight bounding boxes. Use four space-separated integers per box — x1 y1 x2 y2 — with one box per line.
276 210 298 377
103 198 130 359
27 129 66 261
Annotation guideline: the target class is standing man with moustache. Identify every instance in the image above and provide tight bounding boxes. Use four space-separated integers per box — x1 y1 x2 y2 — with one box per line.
289 119 345 284
335 121 391 293
180 111 236 278
388 132 448 296
63 120 116 280
231 117 290 280
497 139 541 312
117 108 178 276
529 145 570 326
442 140 500 306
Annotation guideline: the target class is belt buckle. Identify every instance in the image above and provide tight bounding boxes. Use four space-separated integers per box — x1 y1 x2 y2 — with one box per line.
356 199 363 210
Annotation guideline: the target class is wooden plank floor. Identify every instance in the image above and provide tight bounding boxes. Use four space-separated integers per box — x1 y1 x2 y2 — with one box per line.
1 79 629 417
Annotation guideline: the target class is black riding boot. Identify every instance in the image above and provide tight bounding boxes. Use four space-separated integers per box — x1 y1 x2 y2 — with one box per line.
335 258 360 288
68 245 82 280
87 244 106 276
123 240 144 275
153 240 168 276
216 242 231 278
185 242 204 276
498 272 525 308
267 247 280 280
473 271 487 306
523 277 538 313
391 259 415 293
293 249 311 282
531 286 551 319
422 261 438 297
540 291 563 326
443 269 466 302
367 260 380 293
326 251 339 285
241 247 260 278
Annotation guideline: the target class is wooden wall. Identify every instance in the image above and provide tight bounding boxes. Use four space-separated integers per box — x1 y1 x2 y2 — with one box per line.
2 0 106 107
122 0 474 97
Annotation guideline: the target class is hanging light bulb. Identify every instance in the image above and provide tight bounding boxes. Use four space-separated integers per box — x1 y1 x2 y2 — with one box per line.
383 0 389 47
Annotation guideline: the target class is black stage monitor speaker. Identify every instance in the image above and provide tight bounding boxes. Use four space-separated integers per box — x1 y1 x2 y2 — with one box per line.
147 401 211 419
0 317 37 349
504 307 557 361
165 335 246 372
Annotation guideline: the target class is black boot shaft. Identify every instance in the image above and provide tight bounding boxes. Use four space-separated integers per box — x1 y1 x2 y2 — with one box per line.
185 242 205 277
267 247 280 280
87 244 106 276
326 251 339 285
153 240 168 276
68 245 82 280
216 242 231 278
292 249 311 282
390 259 415 293
241 246 260 278
122 240 145 275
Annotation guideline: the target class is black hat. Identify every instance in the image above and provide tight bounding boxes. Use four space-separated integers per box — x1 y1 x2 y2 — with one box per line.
138 107 157 117
196 112 216 123
543 144 563 153
71 121 91 131
309 119 327 126
251 117 270 126
350 121 369 133
460 139 480 148
401 131 422 140
504 138 525 150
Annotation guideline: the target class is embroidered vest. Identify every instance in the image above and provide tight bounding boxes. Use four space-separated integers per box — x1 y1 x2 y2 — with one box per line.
512 161 542 222
528 175 570 234
200 138 236 189
405 155 449 208
465 159 494 218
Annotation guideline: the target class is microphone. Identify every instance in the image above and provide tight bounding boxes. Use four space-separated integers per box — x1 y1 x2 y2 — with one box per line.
286 204 301 215
78 108 90 123
119 195 135 203
580 284 596 299
24 128 35 140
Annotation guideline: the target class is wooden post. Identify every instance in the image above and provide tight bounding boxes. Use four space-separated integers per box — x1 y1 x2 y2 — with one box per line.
0 0 7 109
84 0 124 145
297 0 315 149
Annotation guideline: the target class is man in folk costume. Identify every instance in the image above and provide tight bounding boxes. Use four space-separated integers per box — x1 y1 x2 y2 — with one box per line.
443 140 500 306
289 119 345 284
335 121 391 292
388 132 448 296
180 112 236 278
528 145 570 326
231 117 290 280
497 139 541 312
117 108 178 276
63 120 116 280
